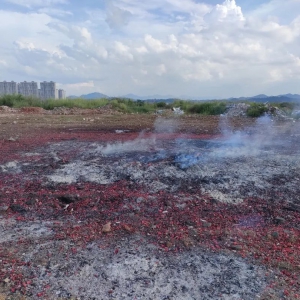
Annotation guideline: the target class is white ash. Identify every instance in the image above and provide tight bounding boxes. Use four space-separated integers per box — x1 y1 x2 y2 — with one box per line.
0 219 53 243
44 138 300 204
0 161 21 173
21 235 267 300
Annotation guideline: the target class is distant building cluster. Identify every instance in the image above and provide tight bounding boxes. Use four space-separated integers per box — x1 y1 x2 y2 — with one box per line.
0 81 66 100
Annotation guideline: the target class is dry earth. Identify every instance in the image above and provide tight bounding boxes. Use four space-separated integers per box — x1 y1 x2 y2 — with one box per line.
0 107 299 299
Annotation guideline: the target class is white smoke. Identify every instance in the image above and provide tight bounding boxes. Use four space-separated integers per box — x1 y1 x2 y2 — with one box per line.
98 131 156 155
154 117 179 134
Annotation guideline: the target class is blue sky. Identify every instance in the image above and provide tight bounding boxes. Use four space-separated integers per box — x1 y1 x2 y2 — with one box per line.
1 0 300 98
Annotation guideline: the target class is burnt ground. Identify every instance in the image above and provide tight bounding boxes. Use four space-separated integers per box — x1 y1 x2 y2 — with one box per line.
0 108 300 299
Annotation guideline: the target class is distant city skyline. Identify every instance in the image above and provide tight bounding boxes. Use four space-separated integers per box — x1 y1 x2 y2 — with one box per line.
0 80 66 100
0 1 300 98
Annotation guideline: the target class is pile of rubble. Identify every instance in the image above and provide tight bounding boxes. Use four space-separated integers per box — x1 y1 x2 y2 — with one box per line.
51 105 118 115
0 105 18 113
224 102 293 121
0 104 120 116
224 103 250 117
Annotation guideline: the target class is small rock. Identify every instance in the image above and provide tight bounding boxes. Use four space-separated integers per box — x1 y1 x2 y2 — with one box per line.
274 217 285 224
181 286 188 293
181 216 194 226
183 236 194 248
102 222 112 233
123 224 134 233
8 137 17 142
0 294 6 300
285 203 300 213
188 228 200 241
10 204 26 213
230 245 243 251
136 197 144 203
202 221 212 228
271 231 279 239
25 199 36 206
3 278 10 283
58 194 79 204
166 241 173 248
0 206 9 213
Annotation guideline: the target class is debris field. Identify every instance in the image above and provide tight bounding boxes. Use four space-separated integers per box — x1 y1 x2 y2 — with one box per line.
0 110 300 299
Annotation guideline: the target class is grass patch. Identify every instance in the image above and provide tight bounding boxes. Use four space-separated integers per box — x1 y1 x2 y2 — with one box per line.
0 94 42 108
276 102 295 116
110 98 156 113
187 102 227 115
42 98 109 110
0 95 228 115
246 103 268 117
5 94 293 119
0 95 109 110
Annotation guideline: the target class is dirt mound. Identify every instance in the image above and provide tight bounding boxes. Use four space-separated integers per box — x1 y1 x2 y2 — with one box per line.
0 105 18 113
20 107 46 114
50 105 119 115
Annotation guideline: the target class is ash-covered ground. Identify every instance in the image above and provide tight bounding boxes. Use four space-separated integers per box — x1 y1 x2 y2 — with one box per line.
0 115 300 299
26 116 300 204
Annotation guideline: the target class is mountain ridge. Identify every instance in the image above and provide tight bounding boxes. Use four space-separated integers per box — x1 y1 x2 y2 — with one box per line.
67 92 300 102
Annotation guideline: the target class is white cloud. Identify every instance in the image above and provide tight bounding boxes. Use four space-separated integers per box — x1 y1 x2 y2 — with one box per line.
64 81 95 89
48 23 92 42
5 0 68 8
136 46 148 54
156 64 166 76
1 0 300 97
105 3 132 29
38 7 73 17
216 0 244 22
113 41 134 60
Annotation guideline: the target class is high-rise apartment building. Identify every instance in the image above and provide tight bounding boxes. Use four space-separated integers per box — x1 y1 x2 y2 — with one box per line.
0 80 66 100
40 81 57 100
0 81 18 95
58 89 66 99
18 81 38 98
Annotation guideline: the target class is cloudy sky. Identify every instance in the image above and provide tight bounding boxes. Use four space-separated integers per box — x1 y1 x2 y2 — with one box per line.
1 0 300 98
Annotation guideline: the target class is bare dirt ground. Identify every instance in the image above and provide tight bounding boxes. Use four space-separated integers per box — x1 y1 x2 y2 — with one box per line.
0 107 299 299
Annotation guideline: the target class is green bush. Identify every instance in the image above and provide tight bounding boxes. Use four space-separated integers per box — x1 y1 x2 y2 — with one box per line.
0 94 21 107
246 103 268 117
42 98 109 110
0 94 42 108
188 102 227 115
156 102 167 108
276 102 295 115
110 98 154 113
278 102 295 110
173 100 189 111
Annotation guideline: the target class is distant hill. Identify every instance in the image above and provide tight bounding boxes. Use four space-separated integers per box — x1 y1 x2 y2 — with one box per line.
67 92 109 99
279 94 300 100
122 94 140 100
144 98 177 104
229 94 300 103
122 94 175 100
251 94 268 99
67 92 300 103
249 96 296 103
